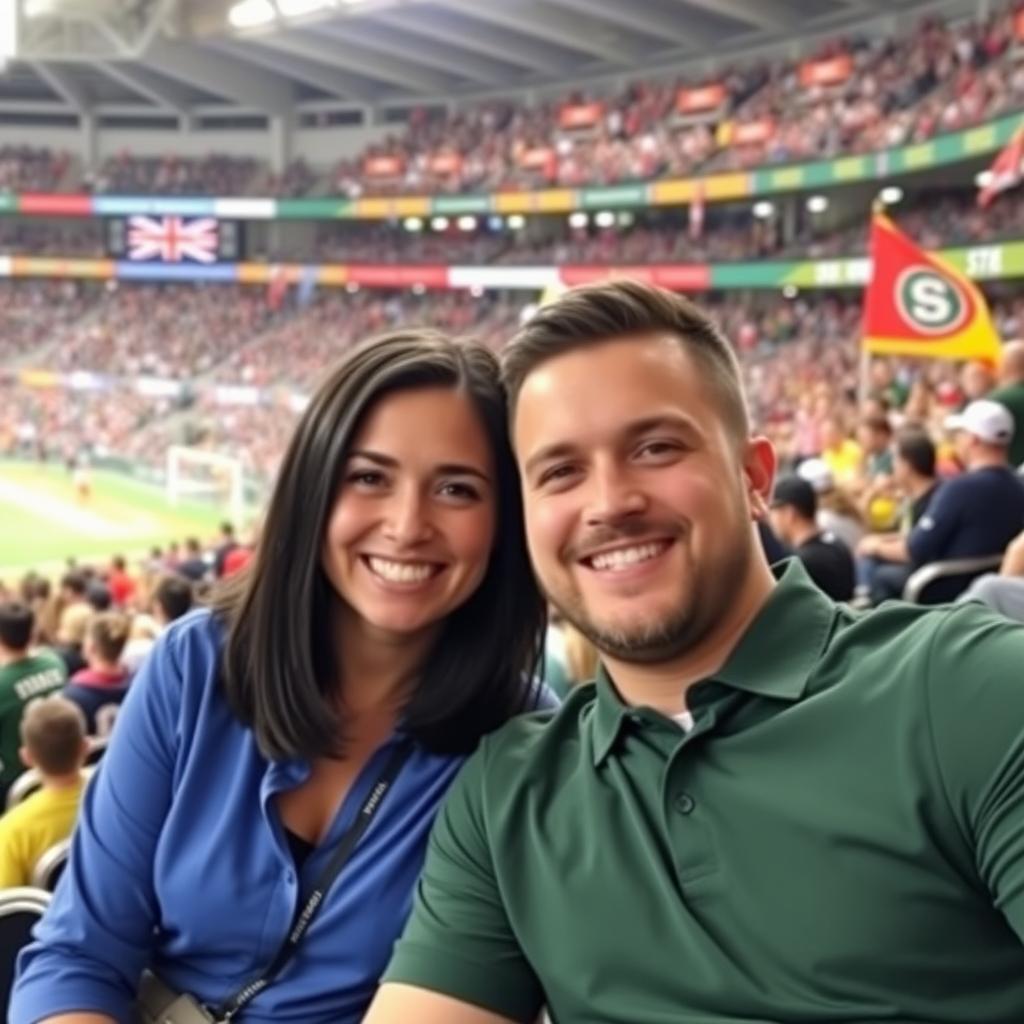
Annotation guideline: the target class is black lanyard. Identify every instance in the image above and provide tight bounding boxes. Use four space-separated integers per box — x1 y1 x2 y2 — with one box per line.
211 739 414 1023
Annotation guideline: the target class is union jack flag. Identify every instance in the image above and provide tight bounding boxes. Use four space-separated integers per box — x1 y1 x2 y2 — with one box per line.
126 215 219 263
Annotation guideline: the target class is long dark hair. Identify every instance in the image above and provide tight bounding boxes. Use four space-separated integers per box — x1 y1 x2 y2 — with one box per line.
213 329 545 760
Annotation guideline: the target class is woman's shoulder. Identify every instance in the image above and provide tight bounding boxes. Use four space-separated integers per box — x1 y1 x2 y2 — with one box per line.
157 607 225 665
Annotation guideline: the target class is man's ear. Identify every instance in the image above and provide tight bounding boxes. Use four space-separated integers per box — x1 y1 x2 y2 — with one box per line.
743 436 777 521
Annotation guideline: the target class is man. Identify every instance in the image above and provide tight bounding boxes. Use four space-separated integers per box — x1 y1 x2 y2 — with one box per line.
0 603 67 803
367 281 1024 1024
176 537 209 583
53 571 91 675
990 339 1024 468
106 554 136 609
896 399 1024 603
0 696 88 887
769 475 854 600
121 574 194 673
212 521 239 579
856 428 939 604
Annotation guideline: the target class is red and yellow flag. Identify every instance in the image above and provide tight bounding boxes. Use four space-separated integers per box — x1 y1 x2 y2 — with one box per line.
862 211 1001 362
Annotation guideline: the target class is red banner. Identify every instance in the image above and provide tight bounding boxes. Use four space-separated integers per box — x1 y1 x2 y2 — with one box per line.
1016 9 1024 41
363 156 405 178
18 194 93 216
559 102 604 130
518 147 556 170
676 83 727 114
347 264 449 289
799 54 853 88
559 264 711 292
724 119 775 146
428 153 463 176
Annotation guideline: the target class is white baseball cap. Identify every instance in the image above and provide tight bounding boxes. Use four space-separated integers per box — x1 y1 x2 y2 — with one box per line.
944 400 1015 446
796 457 835 494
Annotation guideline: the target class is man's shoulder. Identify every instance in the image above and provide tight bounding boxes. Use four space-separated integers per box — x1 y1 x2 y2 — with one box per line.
836 599 1024 694
475 685 594 780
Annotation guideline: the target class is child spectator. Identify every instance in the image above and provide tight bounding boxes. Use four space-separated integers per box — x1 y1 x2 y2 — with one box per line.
0 696 88 888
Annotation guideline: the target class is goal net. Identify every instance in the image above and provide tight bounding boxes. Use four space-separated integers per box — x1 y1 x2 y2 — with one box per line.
166 446 246 525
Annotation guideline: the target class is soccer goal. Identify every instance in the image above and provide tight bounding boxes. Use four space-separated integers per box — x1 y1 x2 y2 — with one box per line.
166 446 246 525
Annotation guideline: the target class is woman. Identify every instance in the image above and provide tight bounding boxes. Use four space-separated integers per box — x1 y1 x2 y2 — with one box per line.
12 329 547 1024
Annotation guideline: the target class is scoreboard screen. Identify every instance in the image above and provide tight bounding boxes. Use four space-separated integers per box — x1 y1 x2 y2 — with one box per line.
106 216 244 263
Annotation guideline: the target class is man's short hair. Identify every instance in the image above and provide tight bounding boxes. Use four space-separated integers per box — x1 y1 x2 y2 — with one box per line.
860 414 893 437
0 602 34 651
771 475 818 521
154 575 194 623
895 429 937 479
21 697 86 776
185 537 202 555
87 612 130 664
60 571 87 597
502 279 749 443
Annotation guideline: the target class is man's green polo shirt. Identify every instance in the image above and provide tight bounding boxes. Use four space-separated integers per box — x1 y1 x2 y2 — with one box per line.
385 560 1024 1023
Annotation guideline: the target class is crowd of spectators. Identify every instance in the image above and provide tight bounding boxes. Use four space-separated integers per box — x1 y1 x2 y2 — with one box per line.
0 6 1021 203
48 282 277 379
0 281 100 365
0 147 71 193
83 153 261 196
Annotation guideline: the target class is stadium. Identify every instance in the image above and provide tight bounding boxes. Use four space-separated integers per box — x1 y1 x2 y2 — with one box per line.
1 0 1024 1020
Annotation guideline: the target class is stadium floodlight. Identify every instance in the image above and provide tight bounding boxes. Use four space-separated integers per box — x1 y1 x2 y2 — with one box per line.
782 284 798 299
507 214 526 230
594 211 616 229
568 212 589 229
806 195 828 214
229 0 276 28
277 0 334 15
617 211 635 227
457 215 478 232
879 186 903 206
975 170 994 189
403 216 424 232
430 216 450 231
752 201 774 219
487 215 504 231
470 285 485 298
346 281 360 293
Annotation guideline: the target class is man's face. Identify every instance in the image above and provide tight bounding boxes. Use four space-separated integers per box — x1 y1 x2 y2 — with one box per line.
513 333 774 665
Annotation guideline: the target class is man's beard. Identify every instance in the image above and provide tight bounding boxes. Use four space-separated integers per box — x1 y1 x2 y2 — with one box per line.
552 534 755 665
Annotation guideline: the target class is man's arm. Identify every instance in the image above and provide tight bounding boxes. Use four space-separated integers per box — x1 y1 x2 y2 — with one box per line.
365 738 544 1024
365 985 519 1024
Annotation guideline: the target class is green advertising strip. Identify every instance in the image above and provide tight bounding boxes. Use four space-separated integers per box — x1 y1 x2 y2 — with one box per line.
0 193 15 213
277 198 354 219
750 112 1021 198
433 195 492 215
579 184 650 209
708 240 1024 290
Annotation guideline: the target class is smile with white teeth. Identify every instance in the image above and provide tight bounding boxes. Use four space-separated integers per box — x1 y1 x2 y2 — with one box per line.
587 541 668 572
366 556 438 583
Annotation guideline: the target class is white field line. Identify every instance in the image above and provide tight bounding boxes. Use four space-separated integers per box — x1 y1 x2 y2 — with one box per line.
0 476 161 540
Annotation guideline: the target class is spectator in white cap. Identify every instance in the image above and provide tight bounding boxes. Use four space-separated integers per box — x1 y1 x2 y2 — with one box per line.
797 457 863 552
873 400 1024 603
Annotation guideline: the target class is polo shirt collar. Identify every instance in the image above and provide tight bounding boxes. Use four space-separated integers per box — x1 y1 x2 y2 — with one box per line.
591 558 836 766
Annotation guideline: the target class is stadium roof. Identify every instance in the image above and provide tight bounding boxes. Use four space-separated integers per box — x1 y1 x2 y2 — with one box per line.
0 0 984 117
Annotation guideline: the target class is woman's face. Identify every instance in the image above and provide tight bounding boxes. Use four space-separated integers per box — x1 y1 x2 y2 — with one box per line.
322 386 497 643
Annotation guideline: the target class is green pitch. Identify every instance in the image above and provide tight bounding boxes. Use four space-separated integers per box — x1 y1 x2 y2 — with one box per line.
0 460 227 579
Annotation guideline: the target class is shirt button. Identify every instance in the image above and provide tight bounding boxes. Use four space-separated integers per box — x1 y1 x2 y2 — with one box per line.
673 792 696 815
284 870 295 884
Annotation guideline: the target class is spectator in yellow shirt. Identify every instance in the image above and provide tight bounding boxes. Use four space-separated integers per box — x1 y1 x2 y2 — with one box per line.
0 696 88 888
820 416 864 487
